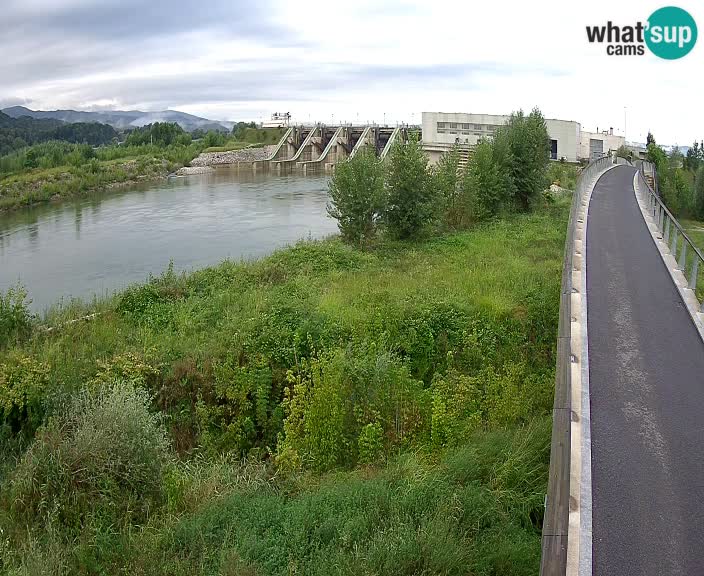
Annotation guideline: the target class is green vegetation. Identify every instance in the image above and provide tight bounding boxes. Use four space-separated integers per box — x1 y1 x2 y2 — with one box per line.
546 162 579 191
327 146 386 244
0 111 118 156
0 187 569 573
0 120 288 212
647 134 704 220
0 106 566 572
329 107 552 243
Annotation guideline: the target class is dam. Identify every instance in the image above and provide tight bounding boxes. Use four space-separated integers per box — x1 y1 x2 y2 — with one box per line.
248 124 415 174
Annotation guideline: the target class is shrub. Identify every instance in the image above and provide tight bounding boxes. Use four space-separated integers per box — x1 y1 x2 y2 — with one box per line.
430 368 482 448
385 135 433 239
0 354 50 437
327 147 386 245
0 285 32 348
278 347 426 471
6 381 171 531
358 421 384 464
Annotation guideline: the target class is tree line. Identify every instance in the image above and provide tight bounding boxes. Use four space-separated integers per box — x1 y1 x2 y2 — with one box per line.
0 112 118 156
644 132 704 220
328 108 552 245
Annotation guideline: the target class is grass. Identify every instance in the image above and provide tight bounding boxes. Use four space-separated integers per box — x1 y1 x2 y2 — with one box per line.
681 218 704 301
0 196 570 575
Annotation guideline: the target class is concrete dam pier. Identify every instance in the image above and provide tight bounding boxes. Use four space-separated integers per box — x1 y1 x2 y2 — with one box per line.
251 125 412 174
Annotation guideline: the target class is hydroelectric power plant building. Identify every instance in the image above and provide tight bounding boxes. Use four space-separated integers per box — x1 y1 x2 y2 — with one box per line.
233 111 625 174
421 111 625 164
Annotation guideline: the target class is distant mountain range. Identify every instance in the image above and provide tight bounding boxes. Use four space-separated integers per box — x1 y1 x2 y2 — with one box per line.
1 106 233 133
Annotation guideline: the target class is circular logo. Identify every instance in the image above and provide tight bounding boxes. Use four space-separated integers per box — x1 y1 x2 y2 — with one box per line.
645 6 698 59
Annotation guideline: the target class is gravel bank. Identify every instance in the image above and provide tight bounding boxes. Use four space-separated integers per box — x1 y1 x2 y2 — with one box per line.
175 166 215 176
190 145 276 166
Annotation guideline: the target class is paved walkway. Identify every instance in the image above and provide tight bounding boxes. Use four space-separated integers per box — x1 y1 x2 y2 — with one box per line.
587 165 704 575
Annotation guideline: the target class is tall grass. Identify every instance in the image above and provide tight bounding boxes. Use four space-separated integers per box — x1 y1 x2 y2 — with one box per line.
0 196 570 574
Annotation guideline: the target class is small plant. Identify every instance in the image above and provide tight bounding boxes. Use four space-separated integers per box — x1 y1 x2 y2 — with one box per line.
0 354 50 436
0 284 32 348
357 421 384 464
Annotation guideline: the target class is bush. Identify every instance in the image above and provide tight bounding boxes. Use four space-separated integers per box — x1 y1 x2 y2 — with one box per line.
5 381 171 531
385 135 433 239
0 354 50 437
0 285 32 348
277 347 426 471
327 147 386 245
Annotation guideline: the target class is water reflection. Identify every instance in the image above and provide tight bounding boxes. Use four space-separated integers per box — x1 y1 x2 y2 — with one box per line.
0 168 335 312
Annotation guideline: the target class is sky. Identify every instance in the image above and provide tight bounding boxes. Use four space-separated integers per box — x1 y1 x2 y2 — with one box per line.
1 0 701 145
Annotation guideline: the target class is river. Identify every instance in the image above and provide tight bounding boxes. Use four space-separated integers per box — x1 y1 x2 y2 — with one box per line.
0 168 336 313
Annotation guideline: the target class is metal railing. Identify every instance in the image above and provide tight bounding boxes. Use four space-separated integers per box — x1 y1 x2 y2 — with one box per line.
540 153 614 576
636 164 704 311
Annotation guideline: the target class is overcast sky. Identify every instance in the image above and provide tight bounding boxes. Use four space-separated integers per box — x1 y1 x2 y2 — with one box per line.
1 0 701 145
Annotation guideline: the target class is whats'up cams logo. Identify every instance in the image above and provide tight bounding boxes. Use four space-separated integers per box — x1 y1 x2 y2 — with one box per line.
586 6 697 59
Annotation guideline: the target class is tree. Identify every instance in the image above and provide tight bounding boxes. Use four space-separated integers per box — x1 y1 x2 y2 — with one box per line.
616 144 633 162
462 139 505 221
327 147 386 245
431 146 462 228
647 131 656 146
495 108 550 211
385 135 433 239
695 166 704 219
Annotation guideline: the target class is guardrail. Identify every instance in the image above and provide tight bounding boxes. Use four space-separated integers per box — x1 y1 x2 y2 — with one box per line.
636 164 704 310
540 153 614 576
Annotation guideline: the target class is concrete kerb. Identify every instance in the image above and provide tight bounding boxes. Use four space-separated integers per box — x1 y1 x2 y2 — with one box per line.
632 173 704 344
566 163 619 576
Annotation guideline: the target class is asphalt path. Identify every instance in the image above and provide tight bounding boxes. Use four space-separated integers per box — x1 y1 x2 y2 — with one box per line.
587 165 704 575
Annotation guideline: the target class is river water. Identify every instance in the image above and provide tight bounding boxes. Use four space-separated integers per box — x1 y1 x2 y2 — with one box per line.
0 168 336 312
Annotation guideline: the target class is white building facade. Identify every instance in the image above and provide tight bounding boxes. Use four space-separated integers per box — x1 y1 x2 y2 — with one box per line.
421 112 623 164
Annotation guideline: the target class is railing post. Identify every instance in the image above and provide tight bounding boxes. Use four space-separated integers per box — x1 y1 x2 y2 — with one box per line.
690 258 699 291
679 242 687 271
664 215 671 244
670 228 678 255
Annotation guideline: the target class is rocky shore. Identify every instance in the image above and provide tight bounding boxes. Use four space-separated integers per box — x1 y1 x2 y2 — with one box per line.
175 166 215 176
190 145 276 167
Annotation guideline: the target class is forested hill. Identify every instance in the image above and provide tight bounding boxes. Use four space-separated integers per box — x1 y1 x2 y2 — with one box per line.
0 111 118 156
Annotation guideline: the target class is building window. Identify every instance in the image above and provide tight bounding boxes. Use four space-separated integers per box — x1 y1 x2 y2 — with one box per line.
449 123 458 129
462 123 470 129
437 122 447 129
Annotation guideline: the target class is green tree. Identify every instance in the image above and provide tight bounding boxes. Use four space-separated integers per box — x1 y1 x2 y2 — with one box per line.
431 146 462 228
327 147 386 245
462 139 505 221
385 135 433 238
616 144 633 162
495 108 550 211
695 165 704 218
647 131 656 146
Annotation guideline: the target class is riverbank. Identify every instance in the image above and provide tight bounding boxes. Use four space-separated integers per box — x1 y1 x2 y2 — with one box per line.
0 146 201 213
0 195 569 575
